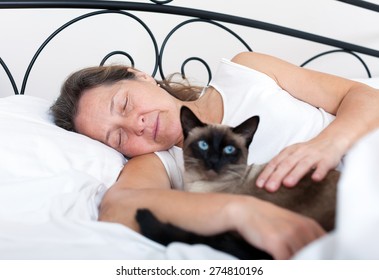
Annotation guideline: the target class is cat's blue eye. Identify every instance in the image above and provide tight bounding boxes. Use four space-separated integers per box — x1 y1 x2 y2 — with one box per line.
223 145 236 155
197 140 209 151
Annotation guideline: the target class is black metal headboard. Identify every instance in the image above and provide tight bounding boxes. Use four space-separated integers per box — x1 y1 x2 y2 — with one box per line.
1 0 379 96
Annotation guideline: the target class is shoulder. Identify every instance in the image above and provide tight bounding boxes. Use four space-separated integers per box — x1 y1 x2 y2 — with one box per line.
115 153 171 190
231 52 294 84
231 51 286 67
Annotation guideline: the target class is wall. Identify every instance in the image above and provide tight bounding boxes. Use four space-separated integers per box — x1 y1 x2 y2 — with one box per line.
1 0 379 101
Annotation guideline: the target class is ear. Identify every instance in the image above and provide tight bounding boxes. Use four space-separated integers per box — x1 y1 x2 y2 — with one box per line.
232 116 260 148
180 106 205 139
127 68 156 84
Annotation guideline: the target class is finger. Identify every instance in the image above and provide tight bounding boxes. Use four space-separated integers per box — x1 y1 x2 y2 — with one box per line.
312 168 328 182
256 161 277 188
267 223 316 260
279 222 309 258
256 147 297 188
296 221 325 250
282 157 316 187
263 234 292 260
273 243 292 260
313 222 326 238
284 219 325 259
264 156 301 192
285 235 304 259
311 162 332 182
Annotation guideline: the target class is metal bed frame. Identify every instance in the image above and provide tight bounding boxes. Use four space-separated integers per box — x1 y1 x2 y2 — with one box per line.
1 0 379 96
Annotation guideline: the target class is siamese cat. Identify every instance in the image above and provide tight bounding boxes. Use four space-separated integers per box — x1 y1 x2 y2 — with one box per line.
181 106 338 232
136 106 339 259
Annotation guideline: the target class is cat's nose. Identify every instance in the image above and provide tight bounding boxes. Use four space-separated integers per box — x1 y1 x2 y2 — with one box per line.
208 158 223 173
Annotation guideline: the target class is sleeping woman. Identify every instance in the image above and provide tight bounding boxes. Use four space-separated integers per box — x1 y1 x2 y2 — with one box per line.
50 51 379 259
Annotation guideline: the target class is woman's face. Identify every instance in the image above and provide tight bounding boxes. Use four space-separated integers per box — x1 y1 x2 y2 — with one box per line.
74 73 184 157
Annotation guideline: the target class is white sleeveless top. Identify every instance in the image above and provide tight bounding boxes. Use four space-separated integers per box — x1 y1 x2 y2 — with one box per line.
156 58 335 190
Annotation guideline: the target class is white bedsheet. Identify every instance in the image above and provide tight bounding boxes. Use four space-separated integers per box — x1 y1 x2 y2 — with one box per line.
0 170 233 260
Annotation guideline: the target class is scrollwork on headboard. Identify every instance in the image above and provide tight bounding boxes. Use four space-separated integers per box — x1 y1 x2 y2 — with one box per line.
337 0 379 13
301 50 372 78
0 57 19 95
1 0 379 96
149 0 173 4
21 9 160 96
158 18 253 84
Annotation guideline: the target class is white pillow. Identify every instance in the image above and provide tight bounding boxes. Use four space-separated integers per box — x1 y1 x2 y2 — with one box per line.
0 95 126 187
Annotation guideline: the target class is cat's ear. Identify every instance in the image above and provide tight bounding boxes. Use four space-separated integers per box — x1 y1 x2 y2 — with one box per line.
232 116 260 148
180 106 205 139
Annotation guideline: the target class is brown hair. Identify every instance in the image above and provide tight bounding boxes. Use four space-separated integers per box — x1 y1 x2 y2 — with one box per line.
50 65 202 132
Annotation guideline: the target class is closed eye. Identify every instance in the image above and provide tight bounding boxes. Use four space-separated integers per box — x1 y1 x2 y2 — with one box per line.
118 130 122 147
123 97 128 111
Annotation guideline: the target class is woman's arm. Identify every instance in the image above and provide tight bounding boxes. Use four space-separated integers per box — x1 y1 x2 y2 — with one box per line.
99 153 325 259
232 52 379 191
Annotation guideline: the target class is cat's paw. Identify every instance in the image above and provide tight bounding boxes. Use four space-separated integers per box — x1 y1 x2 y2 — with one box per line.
135 208 174 246
136 208 198 246
135 209 161 235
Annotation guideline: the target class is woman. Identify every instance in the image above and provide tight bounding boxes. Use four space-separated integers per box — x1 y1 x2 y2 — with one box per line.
51 51 379 259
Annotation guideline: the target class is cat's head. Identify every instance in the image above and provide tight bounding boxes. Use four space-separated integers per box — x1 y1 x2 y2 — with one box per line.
180 106 259 174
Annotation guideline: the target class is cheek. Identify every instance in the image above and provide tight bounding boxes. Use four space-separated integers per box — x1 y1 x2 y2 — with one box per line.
163 122 183 147
120 139 156 158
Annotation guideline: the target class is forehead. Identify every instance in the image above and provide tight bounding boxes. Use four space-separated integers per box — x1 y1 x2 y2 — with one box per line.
77 80 128 115
82 82 121 102
74 83 120 138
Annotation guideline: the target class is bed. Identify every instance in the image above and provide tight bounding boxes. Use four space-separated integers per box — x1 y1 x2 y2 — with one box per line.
1 0 379 260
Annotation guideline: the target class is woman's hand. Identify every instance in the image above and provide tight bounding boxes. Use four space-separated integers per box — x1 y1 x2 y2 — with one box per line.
256 136 344 192
235 52 379 193
229 195 326 260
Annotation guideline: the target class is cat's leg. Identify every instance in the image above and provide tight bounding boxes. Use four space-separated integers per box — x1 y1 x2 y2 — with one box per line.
135 209 273 260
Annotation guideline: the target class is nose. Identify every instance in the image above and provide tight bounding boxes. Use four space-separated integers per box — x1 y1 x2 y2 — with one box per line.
120 113 146 136
134 115 146 136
